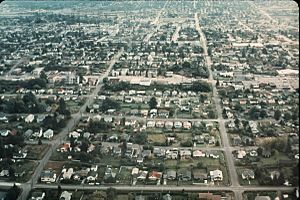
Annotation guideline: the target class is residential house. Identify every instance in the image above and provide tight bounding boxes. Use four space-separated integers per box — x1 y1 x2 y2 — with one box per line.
91 165 98 172
43 129 54 139
262 148 271 158
209 169 223 181
237 150 247 159
166 170 176 180
193 150 206 158
142 150 152 158
148 171 162 181
242 169 255 180
25 114 35 123
69 131 80 139
249 150 258 157
0 170 9 177
153 148 165 157
198 193 221 200
137 171 148 181
179 149 192 159
165 121 173 129
87 171 98 182
36 115 46 123
40 170 56 183
178 169 192 181
0 129 10 137
30 191 45 200
60 143 70 152
59 191 72 200
254 196 271 200
232 135 242 146
183 121 192 129
155 121 165 128
165 149 178 159
193 169 208 183
132 167 139 176
174 121 182 129
147 121 155 128
62 168 74 180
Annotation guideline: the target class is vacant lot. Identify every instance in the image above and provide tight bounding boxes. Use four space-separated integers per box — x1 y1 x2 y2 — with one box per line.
148 133 166 144
25 144 50 160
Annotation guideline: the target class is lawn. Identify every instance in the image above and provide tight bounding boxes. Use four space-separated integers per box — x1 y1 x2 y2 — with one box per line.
116 166 133 185
165 159 178 169
147 133 166 144
44 161 65 175
13 160 38 182
25 144 50 160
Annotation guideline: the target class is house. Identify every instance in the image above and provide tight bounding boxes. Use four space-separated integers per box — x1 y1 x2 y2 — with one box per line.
193 169 208 183
91 165 98 172
132 167 139 176
153 148 165 157
59 191 72 200
155 121 165 128
69 131 80 139
43 129 54 139
0 113 8 123
262 148 271 158
30 191 45 200
237 150 247 159
0 129 10 137
165 121 173 129
0 169 9 177
174 121 182 129
242 169 255 180
209 169 223 181
40 170 56 183
158 109 169 118
209 151 219 159
36 115 46 123
162 194 172 200
87 144 95 153
254 196 271 200
137 171 148 180
25 114 35 123
87 171 98 182
178 169 192 181
179 149 192 159
193 150 206 158
60 143 70 152
165 149 178 159
198 193 221 200
166 170 176 180
183 121 192 129
83 132 91 139
62 168 74 179
249 150 258 157
147 121 155 128
270 170 280 180
148 171 162 181
142 150 152 158
232 135 242 146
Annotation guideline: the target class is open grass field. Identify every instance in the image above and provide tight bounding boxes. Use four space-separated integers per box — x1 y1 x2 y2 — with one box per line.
25 144 50 160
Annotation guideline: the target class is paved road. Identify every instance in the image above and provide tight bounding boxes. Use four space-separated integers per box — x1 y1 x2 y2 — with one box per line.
194 12 242 199
15 49 124 200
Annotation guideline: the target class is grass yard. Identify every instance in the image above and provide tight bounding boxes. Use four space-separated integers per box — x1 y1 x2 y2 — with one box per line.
179 158 195 168
44 161 65 175
236 167 259 186
165 159 178 169
147 133 166 144
14 160 38 182
25 144 50 160
116 166 133 185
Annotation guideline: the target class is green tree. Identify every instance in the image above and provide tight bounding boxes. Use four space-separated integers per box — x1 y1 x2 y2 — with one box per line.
5 184 21 200
106 187 117 200
274 110 281 121
149 97 157 109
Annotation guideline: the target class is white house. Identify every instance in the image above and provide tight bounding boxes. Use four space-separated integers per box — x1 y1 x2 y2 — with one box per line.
25 114 35 123
43 129 54 139
69 131 80 139
60 191 72 200
209 169 223 181
62 168 74 179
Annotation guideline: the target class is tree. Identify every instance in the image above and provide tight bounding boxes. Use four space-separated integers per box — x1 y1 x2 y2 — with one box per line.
149 97 157 109
274 110 281 121
283 112 292 121
80 139 90 152
58 98 68 116
5 184 21 200
101 98 120 112
90 190 107 200
106 187 117 200
38 138 42 145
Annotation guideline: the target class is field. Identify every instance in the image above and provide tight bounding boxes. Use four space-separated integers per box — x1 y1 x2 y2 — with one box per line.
25 144 50 160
